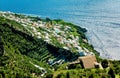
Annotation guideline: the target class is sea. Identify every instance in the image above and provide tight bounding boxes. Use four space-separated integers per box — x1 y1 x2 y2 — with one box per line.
0 0 120 60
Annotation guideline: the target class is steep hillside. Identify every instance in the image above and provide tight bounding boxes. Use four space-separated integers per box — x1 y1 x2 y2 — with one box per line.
0 12 120 78
0 16 77 61
0 16 52 77
0 13 88 77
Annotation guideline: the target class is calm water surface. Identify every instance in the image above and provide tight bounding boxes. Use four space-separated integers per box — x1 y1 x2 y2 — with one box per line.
0 0 120 60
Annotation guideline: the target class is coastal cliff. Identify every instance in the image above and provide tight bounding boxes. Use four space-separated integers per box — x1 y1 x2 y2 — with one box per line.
0 11 120 78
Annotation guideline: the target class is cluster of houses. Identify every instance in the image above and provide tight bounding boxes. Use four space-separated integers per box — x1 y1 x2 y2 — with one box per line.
0 11 87 53
0 11 101 69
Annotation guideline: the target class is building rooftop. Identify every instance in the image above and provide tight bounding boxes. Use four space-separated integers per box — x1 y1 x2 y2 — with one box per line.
79 56 97 69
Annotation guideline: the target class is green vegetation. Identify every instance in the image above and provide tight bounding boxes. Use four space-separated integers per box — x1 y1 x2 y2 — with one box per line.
0 14 120 78
50 59 120 78
52 69 112 78
0 36 4 56
53 19 87 38
0 16 79 77
109 60 120 76
0 16 52 77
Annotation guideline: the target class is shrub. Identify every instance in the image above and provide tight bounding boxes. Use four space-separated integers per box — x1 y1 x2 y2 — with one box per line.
101 59 109 68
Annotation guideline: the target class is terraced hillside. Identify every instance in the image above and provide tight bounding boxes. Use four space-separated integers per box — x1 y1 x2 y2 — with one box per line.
0 12 120 78
0 14 89 77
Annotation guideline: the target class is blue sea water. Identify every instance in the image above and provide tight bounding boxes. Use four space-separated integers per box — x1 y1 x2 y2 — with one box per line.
0 0 120 60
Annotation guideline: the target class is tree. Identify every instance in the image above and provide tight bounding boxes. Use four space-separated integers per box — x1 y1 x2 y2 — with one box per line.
0 36 4 56
108 68 115 78
66 72 70 78
46 73 53 78
101 59 109 68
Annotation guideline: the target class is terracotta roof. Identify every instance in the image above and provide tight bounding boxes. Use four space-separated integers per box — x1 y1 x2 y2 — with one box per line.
79 56 97 69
